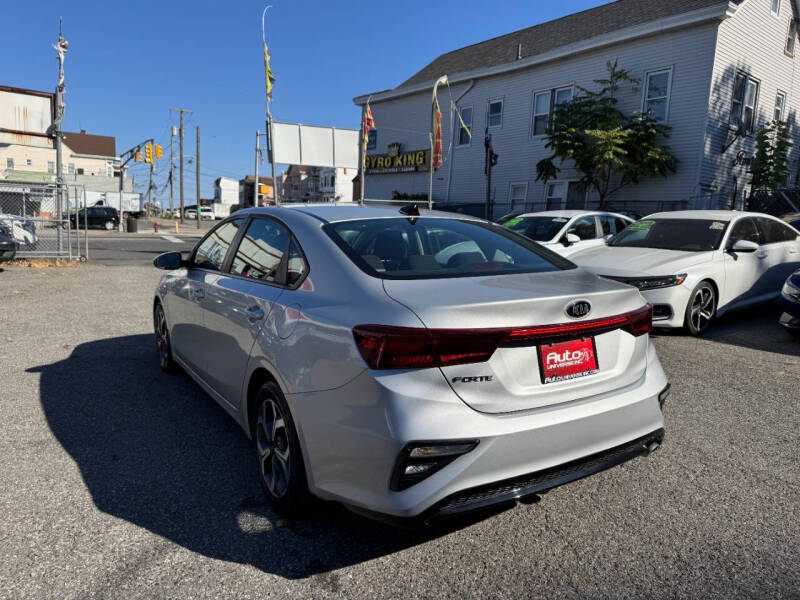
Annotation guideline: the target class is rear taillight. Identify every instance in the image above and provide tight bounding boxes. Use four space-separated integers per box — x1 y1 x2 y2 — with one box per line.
352 325 506 370
627 303 653 337
353 304 653 370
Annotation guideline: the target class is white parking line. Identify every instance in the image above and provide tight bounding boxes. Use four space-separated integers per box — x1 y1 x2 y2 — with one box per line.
161 235 183 244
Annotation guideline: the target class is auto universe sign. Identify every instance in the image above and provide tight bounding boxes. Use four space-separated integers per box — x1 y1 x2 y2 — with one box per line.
364 146 429 174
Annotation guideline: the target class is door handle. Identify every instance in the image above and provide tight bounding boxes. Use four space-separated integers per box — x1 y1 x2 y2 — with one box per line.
246 306 265 321
192 287 205 299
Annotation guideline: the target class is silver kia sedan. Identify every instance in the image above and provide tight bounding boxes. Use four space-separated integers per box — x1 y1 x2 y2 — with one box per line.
152 204 668 524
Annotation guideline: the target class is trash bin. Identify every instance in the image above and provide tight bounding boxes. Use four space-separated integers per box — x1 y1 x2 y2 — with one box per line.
127 217 138 233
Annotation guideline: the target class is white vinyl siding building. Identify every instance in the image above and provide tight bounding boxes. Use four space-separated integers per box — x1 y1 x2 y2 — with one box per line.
355 0 800 217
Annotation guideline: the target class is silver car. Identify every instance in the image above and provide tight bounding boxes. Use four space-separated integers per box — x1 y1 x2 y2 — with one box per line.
152 205 668 524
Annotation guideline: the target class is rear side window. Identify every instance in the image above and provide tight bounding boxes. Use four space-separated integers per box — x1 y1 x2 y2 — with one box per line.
757 217 797 243
324 217 574 280
599 215 629 236
567 216 598 240
193 219 245 271
727 218 761 248
286 239 308 286
230 218 288 282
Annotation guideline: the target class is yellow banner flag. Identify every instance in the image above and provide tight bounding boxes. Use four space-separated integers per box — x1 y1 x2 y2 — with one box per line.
264 42 276 97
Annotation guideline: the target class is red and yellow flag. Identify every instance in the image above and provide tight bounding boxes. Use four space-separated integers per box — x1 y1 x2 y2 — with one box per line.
432 96 442 171
362 102 375 170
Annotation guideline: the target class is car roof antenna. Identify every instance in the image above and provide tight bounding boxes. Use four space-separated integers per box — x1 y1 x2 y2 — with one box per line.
399 203 419 217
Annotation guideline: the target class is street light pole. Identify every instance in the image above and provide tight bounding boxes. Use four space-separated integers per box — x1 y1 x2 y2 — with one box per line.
53 20 69 244
196 125 201 229
263 5 279 206
254 130 260 207
169 126 175 218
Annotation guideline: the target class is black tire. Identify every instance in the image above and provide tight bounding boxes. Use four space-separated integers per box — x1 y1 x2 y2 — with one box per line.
153 302 179 373
253 382 309 515
684 281 716 336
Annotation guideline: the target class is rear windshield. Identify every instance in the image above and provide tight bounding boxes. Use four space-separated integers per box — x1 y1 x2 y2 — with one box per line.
502 216 569 241
608 218 728 251
324 217 574 280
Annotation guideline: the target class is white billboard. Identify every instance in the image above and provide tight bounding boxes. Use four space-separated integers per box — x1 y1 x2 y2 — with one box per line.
0 89 53 135
271 122 359 169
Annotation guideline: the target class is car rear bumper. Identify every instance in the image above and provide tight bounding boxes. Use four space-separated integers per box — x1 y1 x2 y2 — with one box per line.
352 427 664 526
288 342 668 520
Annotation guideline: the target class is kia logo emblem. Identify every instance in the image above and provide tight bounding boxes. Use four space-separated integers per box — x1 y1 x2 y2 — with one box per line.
565 300 591 319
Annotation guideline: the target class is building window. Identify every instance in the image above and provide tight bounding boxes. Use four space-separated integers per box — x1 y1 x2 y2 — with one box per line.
786 19 797 56
532 92 551 136
545 181 567 209
509 182 528 211
25 158 32 166
730 72 759 133
47 161 55 173
366 129 377 150
456 105 473 146
772 0 781 17
775 90 787 120
545 180 584 209
532 86 573 136
68 163 75 175
487 99 503 128
6 157 13 169
642 68 672 123
77 168 85 175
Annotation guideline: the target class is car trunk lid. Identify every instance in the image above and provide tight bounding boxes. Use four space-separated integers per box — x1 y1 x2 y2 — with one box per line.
381 269 650 414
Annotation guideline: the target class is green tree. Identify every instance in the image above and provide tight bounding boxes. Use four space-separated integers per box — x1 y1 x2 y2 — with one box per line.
536 61 678 207
751 120 793 190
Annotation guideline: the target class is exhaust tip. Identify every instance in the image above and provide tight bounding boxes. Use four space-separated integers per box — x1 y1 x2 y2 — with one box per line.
644 441 660 456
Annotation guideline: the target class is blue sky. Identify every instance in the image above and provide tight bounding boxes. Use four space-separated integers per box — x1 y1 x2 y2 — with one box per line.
3 0 608 204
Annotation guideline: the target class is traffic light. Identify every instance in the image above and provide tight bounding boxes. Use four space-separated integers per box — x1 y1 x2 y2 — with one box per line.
144 144 153 163
154 144 163 159
135 151 143 162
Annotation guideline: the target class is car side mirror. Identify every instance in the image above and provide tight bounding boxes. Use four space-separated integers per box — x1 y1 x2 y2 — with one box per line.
730 239 759 253
562 233 581 245
153 251 184 270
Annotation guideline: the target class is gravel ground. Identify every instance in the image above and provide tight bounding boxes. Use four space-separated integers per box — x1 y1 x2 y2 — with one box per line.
1 263 798 599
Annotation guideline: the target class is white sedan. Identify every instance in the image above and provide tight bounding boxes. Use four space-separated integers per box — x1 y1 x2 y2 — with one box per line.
501 210 634 257
570 210 800 335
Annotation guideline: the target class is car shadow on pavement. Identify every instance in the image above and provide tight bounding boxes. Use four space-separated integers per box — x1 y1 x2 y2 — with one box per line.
652 302 800 356
29 334 491 579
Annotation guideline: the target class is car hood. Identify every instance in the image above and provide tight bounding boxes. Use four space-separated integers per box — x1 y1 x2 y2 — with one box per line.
570 246 715 276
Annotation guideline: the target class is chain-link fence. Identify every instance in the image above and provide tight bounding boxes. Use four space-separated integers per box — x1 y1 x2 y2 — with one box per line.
0 180 88 259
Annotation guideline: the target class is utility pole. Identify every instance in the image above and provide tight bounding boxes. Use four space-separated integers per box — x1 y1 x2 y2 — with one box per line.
169 126 175 218
254 130 260 207
146 160 154 219
170 108 193 224
196 125 201 229
53 20 69 245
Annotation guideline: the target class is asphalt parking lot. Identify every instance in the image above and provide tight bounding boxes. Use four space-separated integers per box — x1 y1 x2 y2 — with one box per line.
1 262 799 599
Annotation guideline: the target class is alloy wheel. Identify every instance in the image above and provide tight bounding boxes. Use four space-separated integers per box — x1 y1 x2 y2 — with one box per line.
155 306 170 369
256 398 291 498
689 286 715 333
